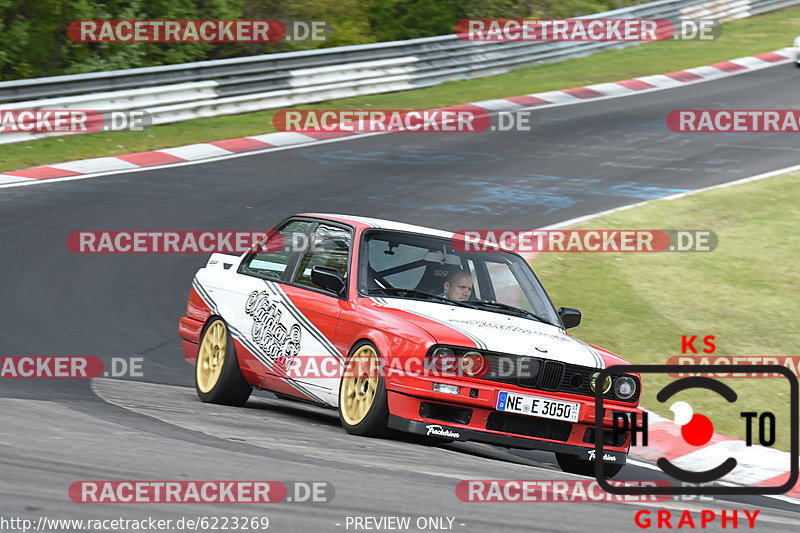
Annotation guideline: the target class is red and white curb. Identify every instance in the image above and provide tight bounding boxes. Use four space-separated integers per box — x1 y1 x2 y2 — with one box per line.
631 411 799 501
0 48 795 187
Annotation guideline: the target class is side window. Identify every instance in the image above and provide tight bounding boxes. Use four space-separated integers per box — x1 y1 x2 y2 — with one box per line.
293 224 352 292
240 220 311 280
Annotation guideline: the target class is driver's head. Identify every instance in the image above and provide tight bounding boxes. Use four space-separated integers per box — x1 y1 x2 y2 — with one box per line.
444 269 473 302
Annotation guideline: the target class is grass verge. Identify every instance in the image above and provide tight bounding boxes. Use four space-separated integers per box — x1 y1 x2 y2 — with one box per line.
2 7 800 172
532 173 800 451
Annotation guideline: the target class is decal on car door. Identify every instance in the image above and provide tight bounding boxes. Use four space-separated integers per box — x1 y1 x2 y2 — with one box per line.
244 289 302 371
192 278 329 405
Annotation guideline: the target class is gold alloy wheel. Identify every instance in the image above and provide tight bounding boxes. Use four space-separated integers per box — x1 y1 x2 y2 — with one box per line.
340 345 380 425
196 320 227 393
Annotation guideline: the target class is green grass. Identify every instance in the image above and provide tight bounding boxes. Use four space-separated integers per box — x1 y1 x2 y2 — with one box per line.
3 7 800 173
531 173 800 451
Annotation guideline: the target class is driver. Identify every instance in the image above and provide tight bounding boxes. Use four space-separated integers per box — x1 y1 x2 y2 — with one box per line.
442 269 473 302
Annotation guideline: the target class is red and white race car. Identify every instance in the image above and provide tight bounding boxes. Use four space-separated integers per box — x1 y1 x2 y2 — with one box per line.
178 214 642 477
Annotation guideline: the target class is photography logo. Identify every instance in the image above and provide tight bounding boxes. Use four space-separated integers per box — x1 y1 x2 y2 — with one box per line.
594 365 798 495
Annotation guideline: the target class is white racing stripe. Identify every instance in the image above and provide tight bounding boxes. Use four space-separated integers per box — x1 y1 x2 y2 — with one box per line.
372 297 604 367
374 298 488 350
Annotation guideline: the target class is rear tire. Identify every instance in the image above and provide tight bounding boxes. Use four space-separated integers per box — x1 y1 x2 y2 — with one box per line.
194 318 252 406
338 341 389 437
555 452 624 478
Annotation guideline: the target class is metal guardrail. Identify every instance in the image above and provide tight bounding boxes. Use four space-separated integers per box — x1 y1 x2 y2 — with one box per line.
0 0 796 144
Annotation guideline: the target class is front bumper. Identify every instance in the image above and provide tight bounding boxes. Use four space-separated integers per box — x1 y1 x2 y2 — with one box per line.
388 415 627 463
386 373 639 464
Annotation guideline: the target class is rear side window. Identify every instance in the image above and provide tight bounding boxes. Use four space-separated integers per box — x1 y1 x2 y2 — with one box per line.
293 224 352 290
240 220 311 280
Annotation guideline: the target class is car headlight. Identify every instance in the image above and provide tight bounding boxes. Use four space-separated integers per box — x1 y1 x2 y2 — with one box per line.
432 346 455 358
614 375 637 400
426 346 492 377
460 351 489 377
589 371 612 394
427 346 458 373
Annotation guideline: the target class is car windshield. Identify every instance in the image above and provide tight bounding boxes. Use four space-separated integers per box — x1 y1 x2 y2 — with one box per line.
360 230 561 326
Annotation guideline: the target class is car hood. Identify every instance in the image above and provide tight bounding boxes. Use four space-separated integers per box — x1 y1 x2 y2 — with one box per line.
369 298 605 368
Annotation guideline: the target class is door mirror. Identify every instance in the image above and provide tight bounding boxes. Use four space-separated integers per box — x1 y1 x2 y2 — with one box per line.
310 266 345 295
558 307 581 329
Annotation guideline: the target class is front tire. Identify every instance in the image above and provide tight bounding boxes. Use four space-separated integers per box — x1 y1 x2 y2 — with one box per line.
555 452 624 478
195 318 252 406
338 341 389 437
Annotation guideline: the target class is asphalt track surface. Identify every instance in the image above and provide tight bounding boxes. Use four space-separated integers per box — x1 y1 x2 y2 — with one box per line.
2 63 800 532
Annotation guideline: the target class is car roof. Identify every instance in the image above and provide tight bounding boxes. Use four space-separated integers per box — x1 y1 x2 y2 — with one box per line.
299 213 455 239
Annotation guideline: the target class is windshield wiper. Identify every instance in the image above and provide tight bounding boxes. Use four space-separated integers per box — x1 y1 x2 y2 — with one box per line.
367 287 472 307
464 300 555 325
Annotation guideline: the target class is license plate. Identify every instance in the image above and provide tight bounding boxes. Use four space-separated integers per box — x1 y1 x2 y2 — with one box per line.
496 391 580 423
